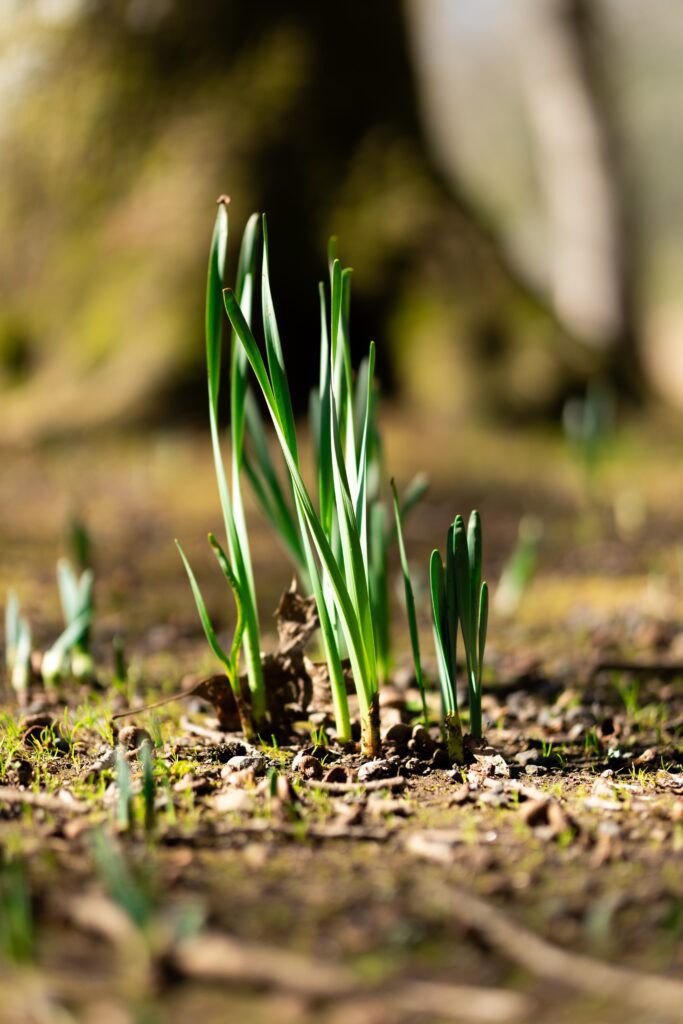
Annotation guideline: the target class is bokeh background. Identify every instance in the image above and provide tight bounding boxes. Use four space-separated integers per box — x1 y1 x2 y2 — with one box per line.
3 0 683 436
2 0 683 649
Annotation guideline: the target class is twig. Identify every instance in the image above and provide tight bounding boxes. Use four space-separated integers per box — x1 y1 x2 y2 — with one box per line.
172 933 532 1020
429 883 683 1020
0 786 88 815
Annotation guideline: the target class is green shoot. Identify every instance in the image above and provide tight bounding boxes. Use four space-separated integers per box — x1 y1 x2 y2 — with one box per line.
5 592 31 705
430 540 463 762
178 202 266 731
175 533 251 737
390 479 428 725
224 216 381 755
115 748 133 832
140 740 156 835
46 556 95 681
494 515 542 617
453 512 488 739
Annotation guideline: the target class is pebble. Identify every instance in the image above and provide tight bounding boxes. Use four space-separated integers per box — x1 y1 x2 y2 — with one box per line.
225 754 266 775
322 765 348 784
514 748 539 767
430 748 450 770
213 789 253 813
292 753 323 780
409 725 436 759
382 723 412 748
358 758 395 782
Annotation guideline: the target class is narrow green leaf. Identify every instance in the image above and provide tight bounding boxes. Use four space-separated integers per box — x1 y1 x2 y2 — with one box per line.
353 341 376 569
391 481 427 722
46 609 92 661
208 532 246 675
56 559 80 625
467 510 482 629
175 540 231 675
261 215 298 456
206 202 228 414
478 580 489 685
430 549 455 715
445 522 458 682
453 515 472 657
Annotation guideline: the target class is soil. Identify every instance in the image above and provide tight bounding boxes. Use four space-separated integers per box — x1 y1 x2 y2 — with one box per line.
1 419 682 1024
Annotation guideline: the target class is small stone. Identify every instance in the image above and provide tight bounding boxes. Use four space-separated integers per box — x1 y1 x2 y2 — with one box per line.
514 748 539 767
449 783 470 805
430 748 450 770
322 765 348 784
225 754 266 775
410 725 436 759
292 754 323 780
213 789 253 813
520 798 550 827
382 723 412 748
358 759 395 782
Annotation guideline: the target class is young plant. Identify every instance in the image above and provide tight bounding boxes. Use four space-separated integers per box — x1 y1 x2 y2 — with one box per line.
453 512 488 739
430 526 463 762
4 591 32 704
224 216 382 755
177 202 266 733
494 515 542 617
47 557 95 681
430 511 489 758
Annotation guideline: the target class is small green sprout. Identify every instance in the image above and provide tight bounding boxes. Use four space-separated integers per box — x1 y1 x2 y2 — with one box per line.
430 511 489 759
453 512 488 740
43 557 95 683
4 591 32 704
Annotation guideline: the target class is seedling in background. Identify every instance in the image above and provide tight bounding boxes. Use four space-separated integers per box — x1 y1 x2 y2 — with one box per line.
140 740 156 835
494 515 543 618
4 591 32 704
116 747 133 832
42 558 95 683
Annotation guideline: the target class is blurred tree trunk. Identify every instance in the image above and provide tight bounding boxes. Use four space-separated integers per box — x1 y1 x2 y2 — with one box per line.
0 0 571 438
517 0 641 394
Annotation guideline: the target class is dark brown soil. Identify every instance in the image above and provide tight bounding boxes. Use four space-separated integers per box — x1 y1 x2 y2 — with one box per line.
1 425 682 1024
